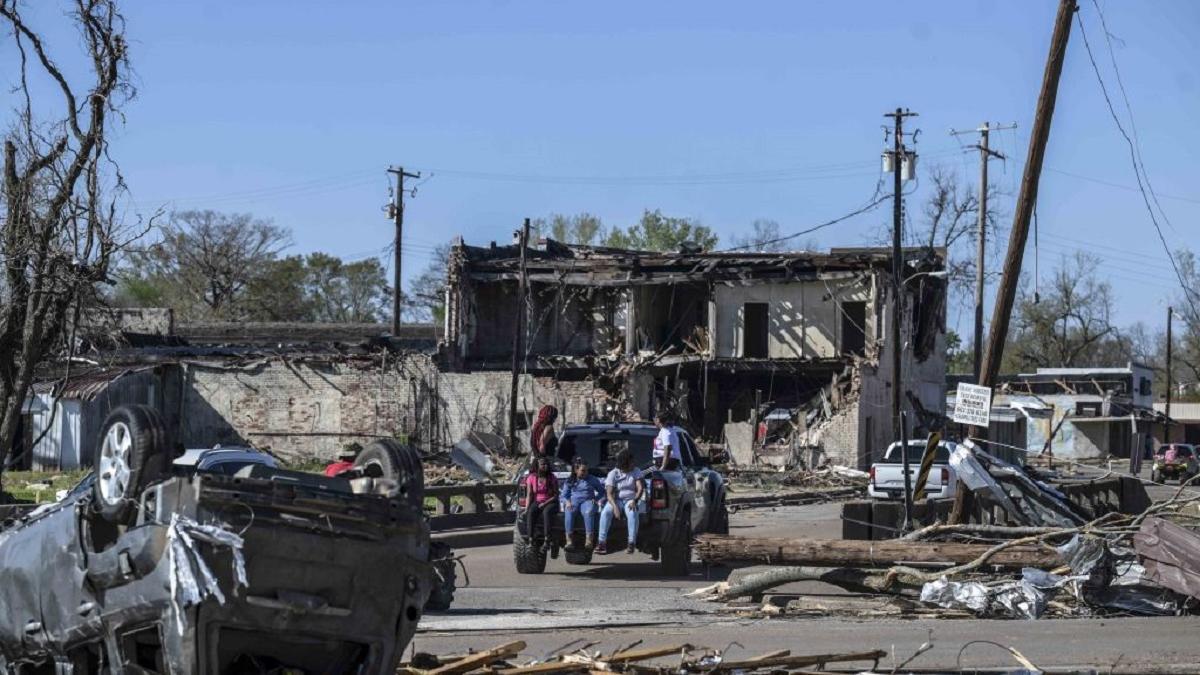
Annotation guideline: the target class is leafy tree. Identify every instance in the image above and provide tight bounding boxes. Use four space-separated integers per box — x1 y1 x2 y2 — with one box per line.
1170 249 1200 400
603 209 718 252
944 330 973 375
121 210 290 319
532 213 604 246
304 253 390 323
241 255 311 321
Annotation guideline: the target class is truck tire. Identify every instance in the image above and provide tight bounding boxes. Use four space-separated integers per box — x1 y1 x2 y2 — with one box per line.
425 541 457 611
354 439 424 509
660 514 692 577
93 405 170 524
513 536 547 574
563 546 593 565
708 499 729 535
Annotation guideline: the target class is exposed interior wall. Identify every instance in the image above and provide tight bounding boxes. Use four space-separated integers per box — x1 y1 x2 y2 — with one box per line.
712 276 873 359
629 284 707 354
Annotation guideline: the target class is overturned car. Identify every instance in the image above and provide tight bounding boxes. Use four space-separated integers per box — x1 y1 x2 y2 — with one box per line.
0 405 433 674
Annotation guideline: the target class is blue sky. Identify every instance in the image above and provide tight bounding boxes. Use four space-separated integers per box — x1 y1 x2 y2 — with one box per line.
8 1 1199 333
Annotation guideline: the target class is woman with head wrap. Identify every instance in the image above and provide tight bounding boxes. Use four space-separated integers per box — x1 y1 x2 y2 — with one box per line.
529 404 559 455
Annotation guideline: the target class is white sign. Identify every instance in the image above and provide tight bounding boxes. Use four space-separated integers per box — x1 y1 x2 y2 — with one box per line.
952 383 993 427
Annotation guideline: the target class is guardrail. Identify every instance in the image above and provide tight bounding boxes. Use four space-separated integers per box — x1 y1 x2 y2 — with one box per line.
425 483 518 531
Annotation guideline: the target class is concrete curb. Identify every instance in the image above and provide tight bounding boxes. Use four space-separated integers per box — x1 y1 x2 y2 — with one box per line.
432 525 513 549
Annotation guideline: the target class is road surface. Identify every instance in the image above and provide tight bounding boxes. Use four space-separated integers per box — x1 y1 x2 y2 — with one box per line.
413 501 1200 672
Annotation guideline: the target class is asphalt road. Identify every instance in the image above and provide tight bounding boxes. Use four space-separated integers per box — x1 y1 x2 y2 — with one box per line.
413 501 1200 672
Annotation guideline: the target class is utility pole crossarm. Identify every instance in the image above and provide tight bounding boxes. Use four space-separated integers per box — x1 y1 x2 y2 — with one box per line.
387 165 422 336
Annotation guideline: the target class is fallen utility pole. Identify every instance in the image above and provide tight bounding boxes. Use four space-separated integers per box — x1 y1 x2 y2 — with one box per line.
694 534 1062 569
507 219 531 453
977 0 1077 389
387 166 422 336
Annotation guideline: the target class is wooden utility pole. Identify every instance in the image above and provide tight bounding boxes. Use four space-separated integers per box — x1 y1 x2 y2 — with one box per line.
507 219 531 453
1166 305 1174 444
885 107 918 440
951 122 1014 379
978 0 1077 388
388 166 421 335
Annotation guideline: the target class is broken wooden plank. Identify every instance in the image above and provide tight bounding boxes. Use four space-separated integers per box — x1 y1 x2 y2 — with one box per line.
429 641 526 675
608 644 693 664
694 534 1061 569
709 649 886 671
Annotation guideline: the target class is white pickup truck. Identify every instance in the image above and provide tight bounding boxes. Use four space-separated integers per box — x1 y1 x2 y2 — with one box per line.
867 440 958 500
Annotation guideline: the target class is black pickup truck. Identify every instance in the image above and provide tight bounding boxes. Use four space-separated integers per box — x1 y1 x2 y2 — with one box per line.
512 422 728 576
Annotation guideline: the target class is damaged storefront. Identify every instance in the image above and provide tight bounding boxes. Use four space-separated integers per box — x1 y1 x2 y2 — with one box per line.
443 238 948 469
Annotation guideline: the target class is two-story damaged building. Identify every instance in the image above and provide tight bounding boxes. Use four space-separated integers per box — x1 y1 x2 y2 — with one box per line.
442 238 948 469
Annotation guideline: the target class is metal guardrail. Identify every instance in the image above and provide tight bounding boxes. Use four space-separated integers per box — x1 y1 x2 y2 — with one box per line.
425 483 518 531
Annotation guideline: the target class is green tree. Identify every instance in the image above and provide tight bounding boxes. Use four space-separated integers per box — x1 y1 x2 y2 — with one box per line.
532 213 605 245
603 209 718 252
944 330 973 375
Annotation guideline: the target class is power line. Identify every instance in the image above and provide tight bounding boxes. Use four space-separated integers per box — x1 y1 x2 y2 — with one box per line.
1075 8 1200 318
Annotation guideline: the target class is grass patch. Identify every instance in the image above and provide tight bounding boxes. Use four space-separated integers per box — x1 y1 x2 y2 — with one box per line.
3 470 90 504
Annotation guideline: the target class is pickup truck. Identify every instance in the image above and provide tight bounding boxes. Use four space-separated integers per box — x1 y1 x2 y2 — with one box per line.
867 440 958 500
0 405 434 674
512 422 727 576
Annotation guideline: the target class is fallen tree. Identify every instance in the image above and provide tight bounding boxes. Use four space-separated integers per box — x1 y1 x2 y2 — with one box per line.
694 534 1062 569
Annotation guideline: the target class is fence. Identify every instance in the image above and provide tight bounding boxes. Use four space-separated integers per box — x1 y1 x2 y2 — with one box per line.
426 483 519 531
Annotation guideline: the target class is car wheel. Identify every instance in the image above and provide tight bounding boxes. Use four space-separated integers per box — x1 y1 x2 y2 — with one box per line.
563 546 593 565
354 439 424 509
424 541 457 611
513 536 547 574
1151 469 1162 484
93 405 170 524
660 514 692 577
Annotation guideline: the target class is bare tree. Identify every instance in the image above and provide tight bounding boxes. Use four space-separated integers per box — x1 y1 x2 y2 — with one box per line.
0 0 136 474
1003 252 1132 370
731 219 789 252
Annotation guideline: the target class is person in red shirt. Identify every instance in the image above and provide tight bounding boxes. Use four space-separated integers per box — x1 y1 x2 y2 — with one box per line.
324 446 360 477
523 455 560 551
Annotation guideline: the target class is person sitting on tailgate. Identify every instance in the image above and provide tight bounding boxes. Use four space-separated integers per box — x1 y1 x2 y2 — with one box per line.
561 456 604 551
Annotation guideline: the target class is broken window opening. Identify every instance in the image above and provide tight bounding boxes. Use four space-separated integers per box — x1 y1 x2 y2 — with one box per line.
742 303 769 359
840 301 867 356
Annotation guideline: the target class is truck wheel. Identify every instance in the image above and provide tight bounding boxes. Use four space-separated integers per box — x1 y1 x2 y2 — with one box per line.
425 541 457 611
354 439 424 509
513 536 547 574
660 518 692 577
563 546 593 565
708 499 729 535
93 405 170 524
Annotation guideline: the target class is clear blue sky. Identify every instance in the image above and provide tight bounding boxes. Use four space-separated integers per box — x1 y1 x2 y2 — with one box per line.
10 1 1200 333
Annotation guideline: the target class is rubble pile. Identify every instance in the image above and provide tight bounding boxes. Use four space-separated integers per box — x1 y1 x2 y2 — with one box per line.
399 639 1068 675
695 442 1200 620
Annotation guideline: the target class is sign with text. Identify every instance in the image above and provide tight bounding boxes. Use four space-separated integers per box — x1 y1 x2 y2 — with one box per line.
952 383 993 427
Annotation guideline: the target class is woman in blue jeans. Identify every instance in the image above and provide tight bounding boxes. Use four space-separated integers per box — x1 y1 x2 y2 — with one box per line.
597 448 644 555
561 456 604 551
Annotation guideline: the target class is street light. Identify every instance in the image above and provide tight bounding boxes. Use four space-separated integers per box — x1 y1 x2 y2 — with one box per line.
902 269 949 286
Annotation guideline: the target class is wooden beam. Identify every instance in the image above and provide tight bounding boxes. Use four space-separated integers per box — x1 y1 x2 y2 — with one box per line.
694 534 1060 569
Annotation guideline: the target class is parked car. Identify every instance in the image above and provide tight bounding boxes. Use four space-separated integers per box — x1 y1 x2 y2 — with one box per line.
512 422 728 576
867 439 958 500
0 405 433 674
1151 444 1198 485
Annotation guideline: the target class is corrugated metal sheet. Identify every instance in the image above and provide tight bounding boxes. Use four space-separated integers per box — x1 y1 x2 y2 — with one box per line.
53 366 155 401
1154 402 1200 422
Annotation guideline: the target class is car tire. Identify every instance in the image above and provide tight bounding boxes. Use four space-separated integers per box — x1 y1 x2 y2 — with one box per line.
513 536 547 574
93 405 170 524
660 514 692 577
425 541 457 611
1151 469 1162 484
354 439 424 509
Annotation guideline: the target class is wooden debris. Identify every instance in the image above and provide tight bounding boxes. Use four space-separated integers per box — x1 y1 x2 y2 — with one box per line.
695 534 1061 569
427 640 526 675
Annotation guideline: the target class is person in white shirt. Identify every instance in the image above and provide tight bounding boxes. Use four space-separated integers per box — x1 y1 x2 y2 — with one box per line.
653 412 683 471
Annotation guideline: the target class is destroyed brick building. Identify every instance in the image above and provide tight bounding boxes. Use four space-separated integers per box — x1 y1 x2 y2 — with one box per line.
443 238 949 469
15 241 948 471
